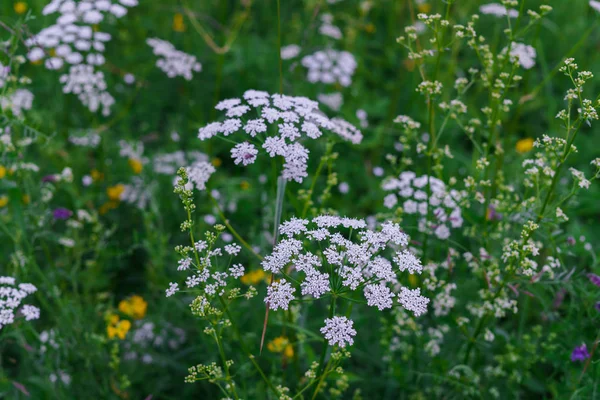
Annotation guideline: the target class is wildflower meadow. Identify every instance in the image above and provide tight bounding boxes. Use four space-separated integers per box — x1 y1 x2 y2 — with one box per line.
2 0 600 398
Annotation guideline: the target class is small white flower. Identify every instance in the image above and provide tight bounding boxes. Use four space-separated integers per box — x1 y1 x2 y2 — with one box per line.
320 316 357 348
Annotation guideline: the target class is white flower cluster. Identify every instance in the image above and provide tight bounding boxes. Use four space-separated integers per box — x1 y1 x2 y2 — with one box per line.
317 92 343 111
153 151 208 175
146 38 202 80
507 43 536 70
479 3 519 18
0 89 34 117
120 177 152 209
280 44 301 60
26 0 137 115
166 238 245 298
59 65 115 116
124 321 186 364
69 130 101 147
0 276 40 330
319 13 342 40
262 215 429 347
301 50 357 87
382 171 465 240
197 90 362 183
186 161 216 191
42 0 137 24
0 63 8 88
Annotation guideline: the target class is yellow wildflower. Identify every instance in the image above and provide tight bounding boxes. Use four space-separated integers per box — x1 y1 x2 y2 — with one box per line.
212 158 222 167
107 184 125 201
267 336 294 358
0 196 8 208
14 2 28 14
128 158 143 174
91 169 104 182
118 295 148 320
364 23 376 34
241 269 268 285
173 13 185 32
0 165 6 179
22 194 30 204
417 3 432 13
240 181 250 190
516 138 534 153
107 315 132 340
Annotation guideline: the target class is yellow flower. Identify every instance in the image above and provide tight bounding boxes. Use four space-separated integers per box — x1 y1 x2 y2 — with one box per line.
91 169 104 182
212 158 222 167
128 158 143 174
240 181 250 190
241 269 268 285
417 3 432 13
267 336 294 358
0 196 8 208
118 295 148 320
108 314 120 325
107 315 132 340
14 2 28 14
173 13 186 32
99 202 112 215
0 165 6 179
516 138 534 153
364 23 376 34
22 194 30 205
107 184 125 201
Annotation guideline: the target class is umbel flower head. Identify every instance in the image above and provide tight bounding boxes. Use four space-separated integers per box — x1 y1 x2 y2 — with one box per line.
147 38 202 80
0 276 40 330
197 90 363 183
262 215 429 347
382 171 465 240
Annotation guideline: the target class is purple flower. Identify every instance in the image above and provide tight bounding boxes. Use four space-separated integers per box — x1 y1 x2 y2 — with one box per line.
53 208 73 220
42 175 56 183
571 344 590 362
486 206 502 221
595 302 600 312
587 273 600 288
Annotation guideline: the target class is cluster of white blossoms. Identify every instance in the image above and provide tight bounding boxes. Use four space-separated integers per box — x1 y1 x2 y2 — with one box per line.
506 43 537 70
0 89 34 117
479 3 519 18
262 215 429 348
382 171 465 240
124 321 187 364
41 0 138 24
152 151 208 175
0 276 40 330
146 38 202 80
197 90 362 183
59 65 114 115
69 130 101 147
26 0 137 115
166 238 246 299
319 13 342 40
280 44 301 60
0 63 8 88
317 92 343 111
301 50 357 87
